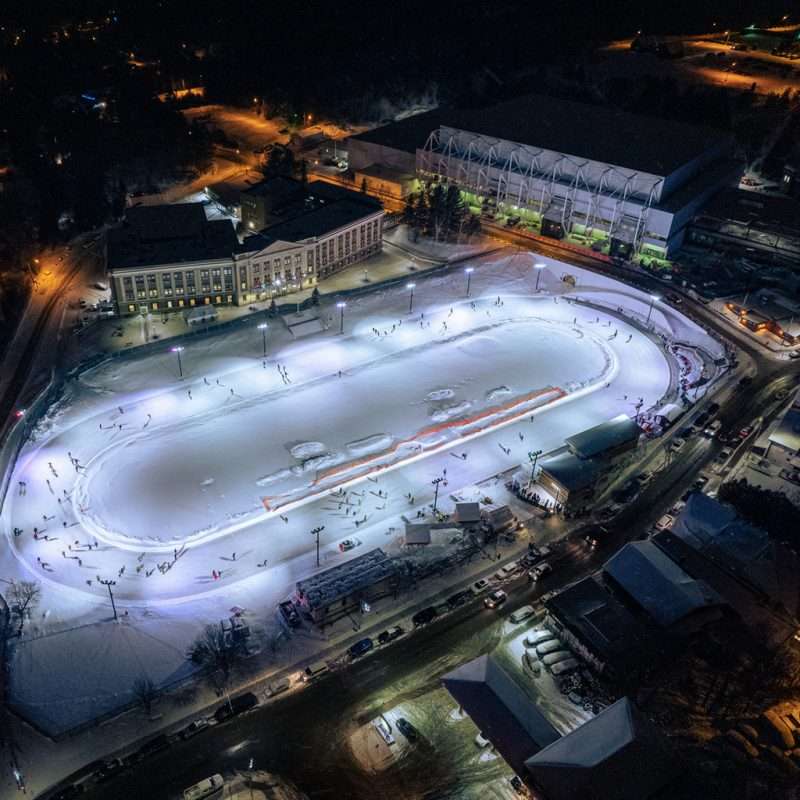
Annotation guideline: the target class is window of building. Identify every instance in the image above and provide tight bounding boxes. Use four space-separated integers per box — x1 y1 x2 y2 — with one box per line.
128 303 136 313
123 276 134 301
135 275 146 300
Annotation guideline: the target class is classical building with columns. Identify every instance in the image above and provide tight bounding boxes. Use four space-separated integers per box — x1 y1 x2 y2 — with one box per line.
107 180 384 315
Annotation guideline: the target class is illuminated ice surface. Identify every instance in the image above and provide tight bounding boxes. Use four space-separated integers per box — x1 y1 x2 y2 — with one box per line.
2 253 717 605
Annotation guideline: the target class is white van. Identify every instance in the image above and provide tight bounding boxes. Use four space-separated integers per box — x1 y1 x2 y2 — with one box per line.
183 774 224 800
303 660 329 682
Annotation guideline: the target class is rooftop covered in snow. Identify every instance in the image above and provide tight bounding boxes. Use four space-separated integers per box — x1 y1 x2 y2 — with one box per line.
565 414 641 460
603 541 724 629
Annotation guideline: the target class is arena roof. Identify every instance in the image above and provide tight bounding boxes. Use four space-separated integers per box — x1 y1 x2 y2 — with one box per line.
351 95 729 177
565 415 641 459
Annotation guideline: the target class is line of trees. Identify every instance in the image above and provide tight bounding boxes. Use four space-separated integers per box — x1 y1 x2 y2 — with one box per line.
402 183 481 243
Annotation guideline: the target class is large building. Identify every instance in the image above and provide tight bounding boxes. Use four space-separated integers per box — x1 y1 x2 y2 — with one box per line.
349 94 736 257
108 180 384 315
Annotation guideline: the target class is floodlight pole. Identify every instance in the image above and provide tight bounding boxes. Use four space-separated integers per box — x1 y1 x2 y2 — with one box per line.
311 525 325 567
431 476 444 515
97 576 118 621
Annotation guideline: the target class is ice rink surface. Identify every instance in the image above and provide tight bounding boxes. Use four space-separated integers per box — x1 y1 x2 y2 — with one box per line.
2 252 715 606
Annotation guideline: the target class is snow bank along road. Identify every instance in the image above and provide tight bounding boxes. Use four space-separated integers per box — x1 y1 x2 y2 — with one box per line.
2 255 691 603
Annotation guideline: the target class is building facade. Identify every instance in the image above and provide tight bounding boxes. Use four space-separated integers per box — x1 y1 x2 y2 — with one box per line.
108 182 384 315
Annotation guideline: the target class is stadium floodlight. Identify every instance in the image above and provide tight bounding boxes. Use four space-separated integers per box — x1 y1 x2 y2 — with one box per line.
336 301 346 334
170 345 185 378
465 267 474 297
646 294 661 325
406 282 416 314
534 262 546 292
257 322 269 356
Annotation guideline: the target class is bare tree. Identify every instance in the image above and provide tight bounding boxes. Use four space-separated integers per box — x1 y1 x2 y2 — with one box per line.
189 623 240 687
132 676 158 716
8 580 41 637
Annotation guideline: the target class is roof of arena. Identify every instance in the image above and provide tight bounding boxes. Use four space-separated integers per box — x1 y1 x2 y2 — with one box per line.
351 94 729 177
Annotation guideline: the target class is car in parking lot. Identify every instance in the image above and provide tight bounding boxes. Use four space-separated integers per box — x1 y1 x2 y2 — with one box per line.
447 589 472 609
475 731 492 748
348 638 374 659
180 719 210 739
524 630 556 648
693 473 710 489
338 538 359 552
94 758 126 782
654 514 674 532
670 437 687 452
484 589 507 609
412 606 438 627
377 625 405 645
528 562 552 582
493 561 519 581
739 426 753 439
471 578 490 595
509 605 535 624
395 717 419 742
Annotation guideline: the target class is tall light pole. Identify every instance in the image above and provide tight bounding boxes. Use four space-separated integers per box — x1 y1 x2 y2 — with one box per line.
527 449 543 489
646 294 660 325
336 301 346 334
534 262 546 292
258 322 268 357
311 525 325 567
465 267 474 298
97 576 118 621
406 282 416 314
171 345 185 379
431 476 444 515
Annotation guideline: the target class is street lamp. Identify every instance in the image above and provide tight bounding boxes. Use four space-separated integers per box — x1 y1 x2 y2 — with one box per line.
171 345 185 379
431 476 444 515
534 262 546 292
336 301 346 334
257 322 268 357
465 267 474 298
527 449 543 490
311 525 325 567
646 294 660 325
96 576 118 621
406 282 416 314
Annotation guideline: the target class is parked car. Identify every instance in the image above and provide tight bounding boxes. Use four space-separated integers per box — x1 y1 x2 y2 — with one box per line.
94 757 126 782
536 640 563 656
214 692 258 723
396 717 419 742
183 774 224 800
303 661 329 682
266 677 290 697
134 733 171 761
704 420 722 438
493 561 519 580
524 630 556 648
693 474 710 489
529 562 552 582
377 625 405 645
471 578 490 595
484 589 507 609
412 606 438 627
509 605 535 624
739 426 753 439
348 637 374 659
551 658 580 676
180 719 210 739
654 514 675 532
447 589 472 609
475 731 492 748
670 437 687 452
339 538 359 552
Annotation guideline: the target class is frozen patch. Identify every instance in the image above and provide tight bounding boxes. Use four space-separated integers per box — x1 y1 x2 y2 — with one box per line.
290 452 344 474
486 386 511 401
255 468 294 487
425 388 455 401
290 441 328 460
431 401 472 423
346 434 394 456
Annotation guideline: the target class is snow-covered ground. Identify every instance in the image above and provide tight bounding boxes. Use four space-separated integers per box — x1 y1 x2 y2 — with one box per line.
1 251 717 617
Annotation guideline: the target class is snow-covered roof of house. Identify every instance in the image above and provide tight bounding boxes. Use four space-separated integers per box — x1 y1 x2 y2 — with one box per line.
769 405 800 453
442 654 560 776
565 415 640 459
524 697 674 800
603 541 723 628
539 452 603 492
545 577 658 673
670 492 800 610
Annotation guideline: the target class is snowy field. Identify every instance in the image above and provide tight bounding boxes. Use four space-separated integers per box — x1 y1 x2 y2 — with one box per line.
2 251 718 610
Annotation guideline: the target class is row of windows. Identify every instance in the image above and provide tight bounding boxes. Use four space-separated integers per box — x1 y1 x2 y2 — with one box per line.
126 295 234 313
123 268 233 301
